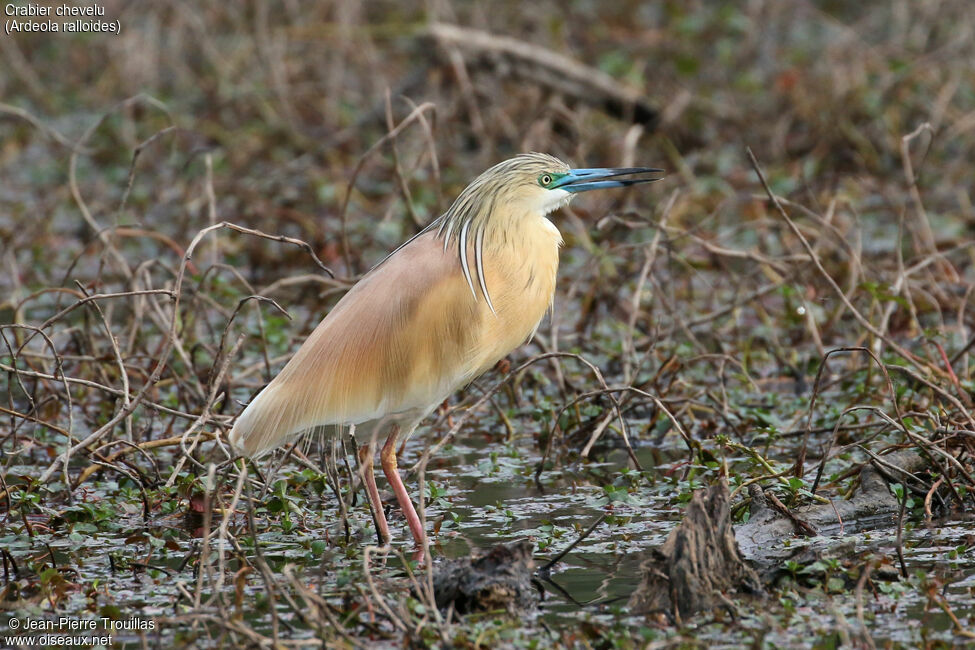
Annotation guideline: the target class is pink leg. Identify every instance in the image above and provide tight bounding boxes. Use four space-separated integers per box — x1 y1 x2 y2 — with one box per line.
358 442 391 545
380 426 427 558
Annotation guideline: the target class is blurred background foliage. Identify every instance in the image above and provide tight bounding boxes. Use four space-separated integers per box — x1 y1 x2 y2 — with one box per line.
3 0 972 292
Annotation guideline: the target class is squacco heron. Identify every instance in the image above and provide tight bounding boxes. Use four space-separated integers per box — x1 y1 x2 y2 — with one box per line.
228 153 661 555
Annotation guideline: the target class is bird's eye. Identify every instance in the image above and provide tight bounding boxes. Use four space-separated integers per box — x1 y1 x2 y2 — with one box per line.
539 174 553 187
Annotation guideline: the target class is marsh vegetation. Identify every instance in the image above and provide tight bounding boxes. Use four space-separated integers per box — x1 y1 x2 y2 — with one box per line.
2 1 975 647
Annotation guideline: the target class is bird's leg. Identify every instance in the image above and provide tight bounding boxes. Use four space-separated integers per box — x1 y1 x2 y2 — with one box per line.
357 441 391 545
379 425 427 556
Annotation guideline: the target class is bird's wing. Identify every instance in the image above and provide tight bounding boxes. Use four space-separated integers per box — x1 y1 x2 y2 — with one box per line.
228 229 483 456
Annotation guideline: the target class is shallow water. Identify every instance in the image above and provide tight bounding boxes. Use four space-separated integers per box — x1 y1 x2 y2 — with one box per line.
2 420 974 648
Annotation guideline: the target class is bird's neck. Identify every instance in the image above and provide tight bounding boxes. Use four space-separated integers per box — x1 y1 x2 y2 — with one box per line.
482 212 562 300
436 205 563 315
481 209 562 256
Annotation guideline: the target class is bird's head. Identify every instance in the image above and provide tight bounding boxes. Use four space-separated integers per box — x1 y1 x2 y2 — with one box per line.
435 153 663 312
456 153 663 222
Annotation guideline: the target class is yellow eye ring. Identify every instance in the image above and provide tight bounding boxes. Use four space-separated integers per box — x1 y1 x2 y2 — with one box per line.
539 174 553 186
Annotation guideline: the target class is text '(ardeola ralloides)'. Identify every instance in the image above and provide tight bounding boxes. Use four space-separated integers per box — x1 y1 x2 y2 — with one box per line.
228 153 662 559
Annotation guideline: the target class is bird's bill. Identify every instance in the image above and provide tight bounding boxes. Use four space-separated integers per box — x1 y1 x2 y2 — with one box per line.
553 167 664 193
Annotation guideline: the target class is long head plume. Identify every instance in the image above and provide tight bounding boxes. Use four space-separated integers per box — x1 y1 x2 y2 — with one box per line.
434 153 567 313
434 152 661 312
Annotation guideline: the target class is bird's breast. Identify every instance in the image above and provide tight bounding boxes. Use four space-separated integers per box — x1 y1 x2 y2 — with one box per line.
472 216 562 374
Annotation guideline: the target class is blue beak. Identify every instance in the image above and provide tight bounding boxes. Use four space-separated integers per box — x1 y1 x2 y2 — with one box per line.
553 167 664 193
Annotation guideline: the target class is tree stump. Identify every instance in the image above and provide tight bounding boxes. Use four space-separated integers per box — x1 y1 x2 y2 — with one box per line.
629 480 762 621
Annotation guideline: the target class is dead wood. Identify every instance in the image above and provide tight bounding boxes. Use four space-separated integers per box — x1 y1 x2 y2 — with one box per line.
432 539 538 615
630 451 937 621
735 450 930 577
331 25 660 146
427 23 659 128
629 480 762 621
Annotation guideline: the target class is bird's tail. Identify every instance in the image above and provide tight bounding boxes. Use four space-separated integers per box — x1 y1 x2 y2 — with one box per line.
227 383 304 458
